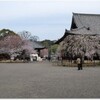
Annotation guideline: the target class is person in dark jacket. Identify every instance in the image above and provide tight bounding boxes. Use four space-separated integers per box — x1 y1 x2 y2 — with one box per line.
76 57 81 70
80 57 83 70
76 57 83 70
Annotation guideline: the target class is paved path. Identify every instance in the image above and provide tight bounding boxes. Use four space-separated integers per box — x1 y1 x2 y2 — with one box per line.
0 61 100 98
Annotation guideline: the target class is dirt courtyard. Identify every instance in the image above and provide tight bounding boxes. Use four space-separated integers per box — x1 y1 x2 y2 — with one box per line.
0 61 100 98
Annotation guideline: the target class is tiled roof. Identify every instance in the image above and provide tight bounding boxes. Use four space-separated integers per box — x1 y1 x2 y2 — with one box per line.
70 27 94 35
56 13 100 44
71 13 100 34
31 41 45 49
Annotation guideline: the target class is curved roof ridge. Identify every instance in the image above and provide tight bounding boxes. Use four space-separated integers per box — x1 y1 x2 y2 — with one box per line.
73 13 100 16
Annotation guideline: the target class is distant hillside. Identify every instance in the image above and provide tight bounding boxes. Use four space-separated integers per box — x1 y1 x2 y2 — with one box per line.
40 39 58 54
40 39 56 48
0 29 17 39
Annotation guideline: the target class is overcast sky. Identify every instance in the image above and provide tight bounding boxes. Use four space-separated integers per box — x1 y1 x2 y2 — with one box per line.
0 0 100 40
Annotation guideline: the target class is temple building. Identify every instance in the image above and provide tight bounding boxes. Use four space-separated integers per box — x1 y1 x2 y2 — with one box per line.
56 13 100 60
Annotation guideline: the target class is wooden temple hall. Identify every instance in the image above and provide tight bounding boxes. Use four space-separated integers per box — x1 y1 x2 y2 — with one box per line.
56 13 100 61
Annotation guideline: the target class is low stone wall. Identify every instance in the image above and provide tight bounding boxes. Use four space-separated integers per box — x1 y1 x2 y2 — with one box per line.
52 60 100 67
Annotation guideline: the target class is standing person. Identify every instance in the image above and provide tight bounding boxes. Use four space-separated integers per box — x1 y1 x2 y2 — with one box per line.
76 57 81 70
48 56 51 62
57 56 60 61
80 57 83 70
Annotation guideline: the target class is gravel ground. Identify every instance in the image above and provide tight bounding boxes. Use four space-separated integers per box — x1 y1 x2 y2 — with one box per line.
0 61 100 98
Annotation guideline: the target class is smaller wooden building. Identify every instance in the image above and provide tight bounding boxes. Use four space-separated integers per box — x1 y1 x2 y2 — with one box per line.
31 41 48 58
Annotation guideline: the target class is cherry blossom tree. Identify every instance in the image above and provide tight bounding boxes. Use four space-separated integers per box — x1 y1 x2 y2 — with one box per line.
0 36 37 60
57 34 100 61
21 40 36 54
0 35 23 60
0 35 22 54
